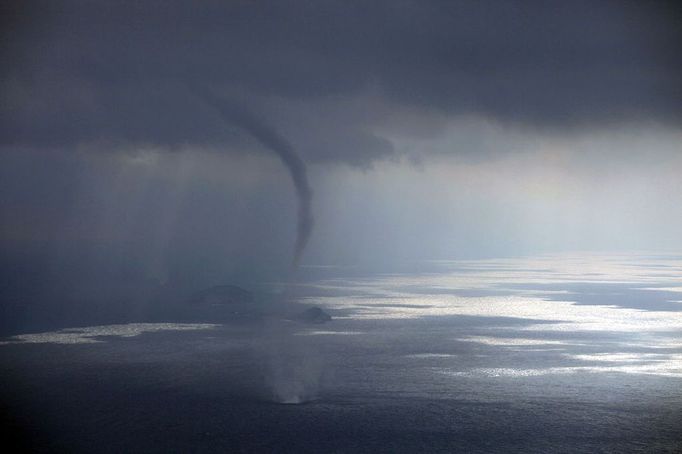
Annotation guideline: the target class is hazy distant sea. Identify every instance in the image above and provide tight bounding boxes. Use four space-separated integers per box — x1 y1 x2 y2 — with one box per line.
2 253 681 453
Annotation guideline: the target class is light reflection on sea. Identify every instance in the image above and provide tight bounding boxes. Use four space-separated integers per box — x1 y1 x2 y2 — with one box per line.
1 253 681 452
0 323 219 345
298 252 682 379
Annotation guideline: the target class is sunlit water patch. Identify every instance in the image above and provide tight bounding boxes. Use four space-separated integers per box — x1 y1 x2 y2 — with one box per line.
300 253 682 379
442 360 682 378
0 323 219 345
456 336 577 346
294 330 364 336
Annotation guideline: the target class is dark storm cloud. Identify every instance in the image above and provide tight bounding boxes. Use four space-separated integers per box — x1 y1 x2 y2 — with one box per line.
1 0 680 164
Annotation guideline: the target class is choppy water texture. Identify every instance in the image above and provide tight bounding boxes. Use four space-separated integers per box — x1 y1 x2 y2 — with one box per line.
1 253 681 452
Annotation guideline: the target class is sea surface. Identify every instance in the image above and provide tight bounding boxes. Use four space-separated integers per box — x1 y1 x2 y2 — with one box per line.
2 253 681 453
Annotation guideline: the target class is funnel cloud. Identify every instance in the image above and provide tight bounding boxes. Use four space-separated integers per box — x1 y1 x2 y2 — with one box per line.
190 85 313 267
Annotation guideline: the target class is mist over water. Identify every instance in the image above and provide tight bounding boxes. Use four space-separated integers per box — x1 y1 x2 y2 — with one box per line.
263 320 325 405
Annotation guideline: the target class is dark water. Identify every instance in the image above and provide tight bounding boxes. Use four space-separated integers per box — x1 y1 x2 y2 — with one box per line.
2 254 681 452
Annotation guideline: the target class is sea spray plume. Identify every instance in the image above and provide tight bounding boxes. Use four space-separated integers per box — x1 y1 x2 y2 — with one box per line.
190 84 313 267
266 319 324 404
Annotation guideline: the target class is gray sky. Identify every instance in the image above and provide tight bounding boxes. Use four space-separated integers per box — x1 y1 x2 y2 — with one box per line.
1 0 681 285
